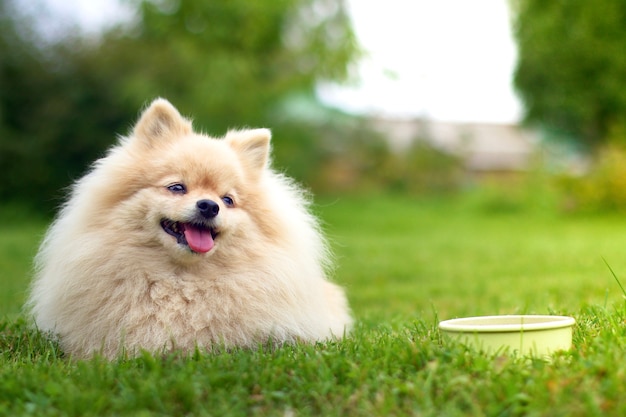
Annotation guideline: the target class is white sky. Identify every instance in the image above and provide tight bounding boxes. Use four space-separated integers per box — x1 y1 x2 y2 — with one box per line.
318 0 521 123
41 0 521 124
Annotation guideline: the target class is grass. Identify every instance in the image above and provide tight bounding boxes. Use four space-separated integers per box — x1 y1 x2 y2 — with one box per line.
321 193 626 320
0 208 45 319
3 192 626 415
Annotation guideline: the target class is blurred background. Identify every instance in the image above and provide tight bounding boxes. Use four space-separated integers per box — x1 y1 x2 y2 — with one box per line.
2 0 626 215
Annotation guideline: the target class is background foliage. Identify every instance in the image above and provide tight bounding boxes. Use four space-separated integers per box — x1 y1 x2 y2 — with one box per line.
6 0 626 213
0 0 365 212
512 0 626 149
512 0 626 212
559 144 626 213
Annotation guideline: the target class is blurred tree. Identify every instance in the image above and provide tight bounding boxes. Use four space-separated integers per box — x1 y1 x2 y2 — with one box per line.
99 0 359 131
511 0 626 148
0 0 134 209
0 0 359 212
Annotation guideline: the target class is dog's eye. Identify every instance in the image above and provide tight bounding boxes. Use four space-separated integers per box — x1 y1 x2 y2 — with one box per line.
167 183 187 194
221 195 235 207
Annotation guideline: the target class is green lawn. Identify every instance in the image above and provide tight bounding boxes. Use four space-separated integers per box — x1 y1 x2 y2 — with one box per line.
3 193 626 415
322 194 626 320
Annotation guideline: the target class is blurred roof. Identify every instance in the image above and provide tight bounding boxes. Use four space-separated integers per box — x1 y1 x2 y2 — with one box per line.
369 118 539 172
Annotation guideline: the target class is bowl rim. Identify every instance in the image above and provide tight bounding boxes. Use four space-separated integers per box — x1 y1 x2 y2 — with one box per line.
438 314 576 333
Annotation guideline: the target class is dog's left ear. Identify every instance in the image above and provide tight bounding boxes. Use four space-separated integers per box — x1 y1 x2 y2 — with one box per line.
225 129 271 178
132 98 193 147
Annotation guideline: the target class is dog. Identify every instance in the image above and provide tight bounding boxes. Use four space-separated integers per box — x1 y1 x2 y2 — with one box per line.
27 98 352 358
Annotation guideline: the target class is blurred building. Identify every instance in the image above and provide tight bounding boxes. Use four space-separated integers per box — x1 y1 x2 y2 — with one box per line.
369 118 539 174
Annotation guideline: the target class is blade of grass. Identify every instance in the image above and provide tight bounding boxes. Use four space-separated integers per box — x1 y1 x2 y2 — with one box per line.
602 257 626 298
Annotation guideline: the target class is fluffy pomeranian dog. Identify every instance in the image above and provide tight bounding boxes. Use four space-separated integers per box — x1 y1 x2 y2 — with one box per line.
27 98 352 359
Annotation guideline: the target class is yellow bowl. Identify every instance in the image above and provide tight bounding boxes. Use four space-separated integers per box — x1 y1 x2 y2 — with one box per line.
439 315 575 357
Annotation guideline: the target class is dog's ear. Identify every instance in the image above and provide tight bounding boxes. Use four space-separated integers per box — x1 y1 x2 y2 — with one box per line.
225 129 271 178
131 98 192 146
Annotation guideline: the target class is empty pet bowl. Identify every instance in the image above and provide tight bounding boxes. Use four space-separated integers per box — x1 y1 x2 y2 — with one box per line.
439 315 575 357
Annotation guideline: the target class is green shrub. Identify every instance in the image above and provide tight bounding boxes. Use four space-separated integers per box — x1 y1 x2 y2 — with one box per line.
375 141 464 195
305 134 464 196
559 144 626 212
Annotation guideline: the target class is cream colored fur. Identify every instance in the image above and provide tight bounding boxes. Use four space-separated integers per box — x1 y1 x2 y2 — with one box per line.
27 98 352 359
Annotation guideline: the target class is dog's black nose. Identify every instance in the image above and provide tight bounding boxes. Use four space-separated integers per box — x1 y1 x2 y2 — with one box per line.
196 199 220 218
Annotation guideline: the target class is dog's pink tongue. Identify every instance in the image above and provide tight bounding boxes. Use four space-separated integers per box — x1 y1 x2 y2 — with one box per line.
183 225 214 253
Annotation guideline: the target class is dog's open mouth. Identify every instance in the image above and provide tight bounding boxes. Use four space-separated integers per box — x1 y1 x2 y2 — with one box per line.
160 219 218 253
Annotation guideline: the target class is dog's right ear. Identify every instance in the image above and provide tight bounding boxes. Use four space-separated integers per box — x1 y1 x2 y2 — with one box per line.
131 98 192 146
225 128 271 180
